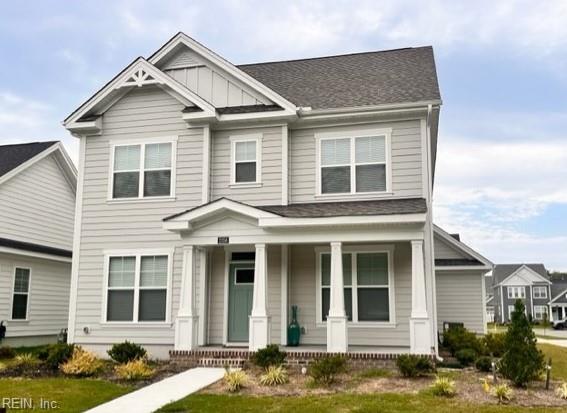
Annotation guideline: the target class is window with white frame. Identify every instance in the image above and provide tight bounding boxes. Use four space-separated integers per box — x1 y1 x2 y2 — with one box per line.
319 133 389 195
533 286 548 299
231 136 261 184
533 305 548 320
12 267 30 320
508 305 515 320
319 250 392 323
507 286 526 299
105 254 170 322
112 141 174 199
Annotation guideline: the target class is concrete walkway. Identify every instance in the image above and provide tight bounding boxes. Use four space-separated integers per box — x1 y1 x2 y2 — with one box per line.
538 338 567 348
85 367 225 413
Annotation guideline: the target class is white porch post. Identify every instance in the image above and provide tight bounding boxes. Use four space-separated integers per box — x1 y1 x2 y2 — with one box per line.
197 247 208 346
410 240 433 354
327 242 348 352
175 246 199 350
280 244 289 346
249 243 270 351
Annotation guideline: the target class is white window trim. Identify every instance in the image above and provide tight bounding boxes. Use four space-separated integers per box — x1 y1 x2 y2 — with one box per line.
107 136 178 202
101 248 174 325
507 286 526 299
314 128 393 198
229 134 262 187
533 305 548 320
10 266 32 322
234 267 255 285
315 244 396 328
533 286 548 299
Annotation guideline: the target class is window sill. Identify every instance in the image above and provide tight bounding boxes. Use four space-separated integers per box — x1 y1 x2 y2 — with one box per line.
314 191 393 200
99 322 173 328
229 182 263 189
316 321 397 329
106 196 177 204
8 319 29 324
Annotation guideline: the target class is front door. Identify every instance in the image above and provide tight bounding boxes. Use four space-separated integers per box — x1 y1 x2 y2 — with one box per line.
228 263 255 342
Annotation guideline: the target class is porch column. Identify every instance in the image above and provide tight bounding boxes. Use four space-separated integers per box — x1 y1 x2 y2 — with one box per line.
174 246 199 350
410 240 433 354
249 243 270 351
197 247 208 346
327 242 348 352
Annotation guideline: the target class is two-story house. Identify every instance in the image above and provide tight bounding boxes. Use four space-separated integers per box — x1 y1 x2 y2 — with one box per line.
63 33 491 360
0 141 76 346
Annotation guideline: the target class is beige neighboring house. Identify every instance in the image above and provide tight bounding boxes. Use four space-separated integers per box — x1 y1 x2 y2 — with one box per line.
0 141 76 346
63 32 491 361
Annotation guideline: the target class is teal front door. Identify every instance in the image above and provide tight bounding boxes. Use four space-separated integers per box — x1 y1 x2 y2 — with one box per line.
228 263 255 342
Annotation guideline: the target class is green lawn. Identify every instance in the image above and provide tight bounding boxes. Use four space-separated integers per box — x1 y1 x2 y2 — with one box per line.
0 377 133 412
539 343 567 381
158 393 564 413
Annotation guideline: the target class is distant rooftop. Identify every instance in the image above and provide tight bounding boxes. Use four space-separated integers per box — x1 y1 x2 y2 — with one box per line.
0 141 58 178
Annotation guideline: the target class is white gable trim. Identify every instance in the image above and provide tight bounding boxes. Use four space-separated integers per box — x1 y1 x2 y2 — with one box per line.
549 288 567 304
149 33 298 114
495 264 552 287
0 246 72 263
433 225 493 268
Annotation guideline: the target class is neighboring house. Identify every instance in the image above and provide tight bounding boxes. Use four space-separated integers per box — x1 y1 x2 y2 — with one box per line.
489 264 551 324
484 270 495 322
0 141 76 346
549 281 567 321
63 32 491 360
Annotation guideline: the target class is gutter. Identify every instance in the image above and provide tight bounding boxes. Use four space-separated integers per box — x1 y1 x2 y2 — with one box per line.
297 100 442 117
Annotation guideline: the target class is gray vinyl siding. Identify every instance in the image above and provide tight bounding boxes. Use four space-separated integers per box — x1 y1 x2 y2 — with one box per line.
501 286 532 323
436 270 485 334
0 252 70 338
210 126 283 205
0 154 75 250
290 120 423 203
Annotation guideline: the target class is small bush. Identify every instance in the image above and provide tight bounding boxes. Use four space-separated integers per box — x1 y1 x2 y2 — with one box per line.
492 383 513 403
396 354 434 378
357 368 392 379
13 353 39 369
38 343 75 370
0 346 16 359
482 333 506 357
224 369 247 392
115 359 154 381
259 365 288 386
475 356 492 372
107 341 147 364
60 347 102 377
0 361 6 371
555 382 567 400
309 355 347 385
251 344 286 369
430 376 456 397
455 348 477 367
443 326 481 356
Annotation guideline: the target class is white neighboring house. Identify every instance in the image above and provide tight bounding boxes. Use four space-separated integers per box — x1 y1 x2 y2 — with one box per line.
0 141 76 346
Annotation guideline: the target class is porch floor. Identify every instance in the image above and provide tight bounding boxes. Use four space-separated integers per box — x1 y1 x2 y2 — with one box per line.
198 345 411 354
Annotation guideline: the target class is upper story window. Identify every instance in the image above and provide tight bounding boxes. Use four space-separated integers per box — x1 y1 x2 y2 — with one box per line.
533 286 548 299
507 286 526 299
317 129 391 196
12 267 31 320
111 138 176 200
230 135 262 186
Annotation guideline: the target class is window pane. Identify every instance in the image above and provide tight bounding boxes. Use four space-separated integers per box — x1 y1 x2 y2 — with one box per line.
357 253 388 285
14 268 30 293
321 138 350 166
321 166 350 193
321 253 352 286
144 170 171 196
235 141 256 162
358 288 389 321
107 290 134 321
140 256 168 287
355 136 385 163
114 145 140 171
231 252 255 261
235 162 256 182
235 268 254 284
109 257 135 287
144 143 171 169
322 288 353 321
113 171 139 198
12 294 28 319
356 164 386 192
138 290 166 321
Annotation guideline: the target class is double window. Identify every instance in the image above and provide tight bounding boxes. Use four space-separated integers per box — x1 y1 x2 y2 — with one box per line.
507 286 525 299
533 286 548 299
105 252 171 323
12 267 30 320
111 139 176 199
230 135 261 185
533 305 548 321
319 249 393 324
318 130 390 195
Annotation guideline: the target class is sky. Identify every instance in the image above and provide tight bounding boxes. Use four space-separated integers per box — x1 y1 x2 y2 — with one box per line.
1 0 566 270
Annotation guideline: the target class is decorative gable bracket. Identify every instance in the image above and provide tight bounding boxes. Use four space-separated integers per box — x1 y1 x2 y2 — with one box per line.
118 67 163 89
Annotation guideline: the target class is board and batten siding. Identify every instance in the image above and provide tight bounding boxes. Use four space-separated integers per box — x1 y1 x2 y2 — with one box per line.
0 154 75 250
289 120 423 203
436 270 485 334
0 252 70 338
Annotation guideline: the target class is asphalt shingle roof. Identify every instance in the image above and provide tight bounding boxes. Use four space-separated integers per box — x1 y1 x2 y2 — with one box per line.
238 47 441 110
0 141 58 178
435 258 483 267
492 264 548 285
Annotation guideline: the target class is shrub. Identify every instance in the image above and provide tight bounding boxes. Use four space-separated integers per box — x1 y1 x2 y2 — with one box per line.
251 344 286 369
475 356 493 372
396 354 434 378
309 355 347 385
115 359 154 381
482 333 506 357
430 376 456 397
60 347 102 377
38 343 75 370
443 326 481 356
555 382 567 400
492 383 513 403
259 365 288 386
13 353 39 369
499 300 545 387
455 348 476 367
0 361 6 371
0 346 15 359
224 369 247 392
107 341 147 364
